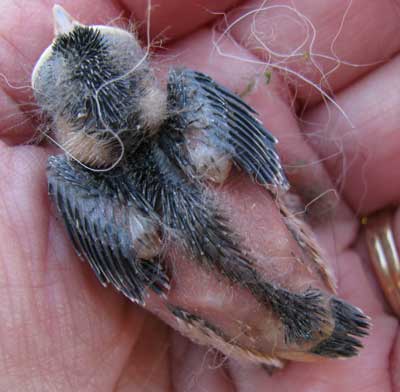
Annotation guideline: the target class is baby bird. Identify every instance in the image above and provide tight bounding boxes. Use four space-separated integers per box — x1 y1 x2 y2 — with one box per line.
31 5 369 367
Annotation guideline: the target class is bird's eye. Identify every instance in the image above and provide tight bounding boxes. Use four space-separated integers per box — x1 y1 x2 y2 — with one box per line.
76 98 92 120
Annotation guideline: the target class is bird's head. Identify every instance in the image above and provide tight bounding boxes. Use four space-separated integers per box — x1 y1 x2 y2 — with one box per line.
32 5 166 169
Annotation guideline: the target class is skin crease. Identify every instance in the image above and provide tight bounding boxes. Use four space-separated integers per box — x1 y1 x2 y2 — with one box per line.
0 0 399 390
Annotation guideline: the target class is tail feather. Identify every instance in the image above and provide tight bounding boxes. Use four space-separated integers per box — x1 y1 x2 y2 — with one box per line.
310 297 370 358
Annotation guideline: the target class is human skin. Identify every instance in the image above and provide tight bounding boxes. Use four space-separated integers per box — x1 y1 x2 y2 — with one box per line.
0 0 399 390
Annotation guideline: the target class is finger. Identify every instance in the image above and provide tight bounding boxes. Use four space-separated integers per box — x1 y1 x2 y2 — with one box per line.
303 54 400 214
225 0 400 105
123 0 242 40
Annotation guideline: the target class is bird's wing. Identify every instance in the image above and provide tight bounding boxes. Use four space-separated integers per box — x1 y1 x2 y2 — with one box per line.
167 68 289 190
47 155 169 305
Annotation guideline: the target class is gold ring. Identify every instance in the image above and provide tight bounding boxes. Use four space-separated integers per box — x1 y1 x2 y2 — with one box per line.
365 209 400 318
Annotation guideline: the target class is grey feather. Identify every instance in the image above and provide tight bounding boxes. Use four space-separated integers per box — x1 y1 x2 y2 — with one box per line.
167 68 289 190
47 155 169 304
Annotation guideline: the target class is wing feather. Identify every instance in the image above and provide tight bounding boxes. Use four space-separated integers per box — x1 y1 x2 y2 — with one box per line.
167 68 289 190
47 155 169 304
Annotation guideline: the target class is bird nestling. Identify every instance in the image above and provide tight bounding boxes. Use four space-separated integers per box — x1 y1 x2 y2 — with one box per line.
31 5 370 368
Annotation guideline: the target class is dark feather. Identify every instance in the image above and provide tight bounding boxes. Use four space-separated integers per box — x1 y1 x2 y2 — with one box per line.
47 155 169 304
310 297 370 358
167 68 289 190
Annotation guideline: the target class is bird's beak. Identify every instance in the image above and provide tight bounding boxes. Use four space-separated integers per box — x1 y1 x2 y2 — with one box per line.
53 4 77 36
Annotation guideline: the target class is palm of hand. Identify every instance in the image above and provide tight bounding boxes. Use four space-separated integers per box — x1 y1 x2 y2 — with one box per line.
0 1 398 390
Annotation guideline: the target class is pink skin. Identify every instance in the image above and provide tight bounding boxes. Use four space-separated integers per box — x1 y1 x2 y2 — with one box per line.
0 0 399 390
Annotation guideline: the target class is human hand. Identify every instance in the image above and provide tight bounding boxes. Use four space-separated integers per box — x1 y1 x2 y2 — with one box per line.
0 0 398 390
